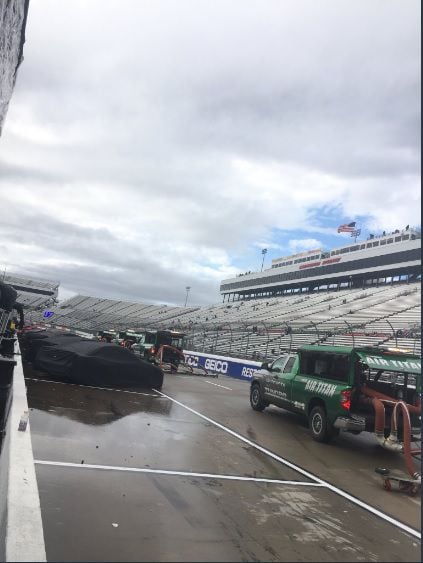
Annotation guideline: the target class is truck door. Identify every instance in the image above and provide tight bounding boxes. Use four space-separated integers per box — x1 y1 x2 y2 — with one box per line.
263 356 291 407
278 355 298 405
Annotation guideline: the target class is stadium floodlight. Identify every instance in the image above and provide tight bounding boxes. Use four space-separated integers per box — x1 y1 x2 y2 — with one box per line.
261 249 268 272
184 286 191 307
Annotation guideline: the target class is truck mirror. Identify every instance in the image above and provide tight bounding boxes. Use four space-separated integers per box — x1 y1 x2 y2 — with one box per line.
261 362 268 370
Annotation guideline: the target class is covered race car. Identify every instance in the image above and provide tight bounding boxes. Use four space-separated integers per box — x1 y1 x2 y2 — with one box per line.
20 328 83 362
21 329 163 390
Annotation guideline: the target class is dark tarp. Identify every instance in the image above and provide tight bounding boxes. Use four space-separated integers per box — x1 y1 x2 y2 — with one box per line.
0 281 17 312
33 338 163 389
20 329 83 362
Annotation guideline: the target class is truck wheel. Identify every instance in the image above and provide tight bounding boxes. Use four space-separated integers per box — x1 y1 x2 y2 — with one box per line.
309 406 334 443
250 384 267 412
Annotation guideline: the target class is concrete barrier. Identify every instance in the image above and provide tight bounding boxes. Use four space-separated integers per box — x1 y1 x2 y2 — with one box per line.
0 341 46 562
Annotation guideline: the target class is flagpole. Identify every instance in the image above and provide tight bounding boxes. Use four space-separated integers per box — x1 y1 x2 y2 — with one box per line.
353 226 360 243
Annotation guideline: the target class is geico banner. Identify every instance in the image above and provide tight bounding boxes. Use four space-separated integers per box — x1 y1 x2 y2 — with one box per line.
183 350 262 381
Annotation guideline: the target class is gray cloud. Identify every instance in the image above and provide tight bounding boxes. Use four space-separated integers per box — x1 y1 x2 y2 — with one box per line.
0 205 221 304
0 0 420 305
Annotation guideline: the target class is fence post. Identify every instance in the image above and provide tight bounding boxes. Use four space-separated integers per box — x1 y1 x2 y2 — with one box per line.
343 320 355 347
385 319 397 347
280 322 292 354
213 324 220 354
262 321 270 360
244 323 251 359
310 321 320 343
287 322 293 353
188 322 195 351
202 323 207 352
227 323 234 356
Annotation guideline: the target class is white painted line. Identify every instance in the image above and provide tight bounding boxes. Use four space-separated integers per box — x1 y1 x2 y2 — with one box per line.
25 377 160 397
34 460 324 487
203 380 233 391
153 389 421 540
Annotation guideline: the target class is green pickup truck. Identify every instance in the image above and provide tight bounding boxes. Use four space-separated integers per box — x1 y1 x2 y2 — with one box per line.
250 345 421 443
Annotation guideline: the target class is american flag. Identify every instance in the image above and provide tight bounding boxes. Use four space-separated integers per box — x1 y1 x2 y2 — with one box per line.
337 222 356 233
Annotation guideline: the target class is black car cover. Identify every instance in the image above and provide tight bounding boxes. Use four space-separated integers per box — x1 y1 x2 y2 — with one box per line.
33 337 163 389
0 281 17 312
20 329 83 362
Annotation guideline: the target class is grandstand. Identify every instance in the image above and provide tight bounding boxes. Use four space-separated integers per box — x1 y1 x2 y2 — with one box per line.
180 282 421 360
27 281 421 361
3 272 59 311
25 294 199 332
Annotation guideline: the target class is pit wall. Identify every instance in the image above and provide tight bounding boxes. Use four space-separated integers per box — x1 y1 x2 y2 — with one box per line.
0 342 46 562
182 350 262 380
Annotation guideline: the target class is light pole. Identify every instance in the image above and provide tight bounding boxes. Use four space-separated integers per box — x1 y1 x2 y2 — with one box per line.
184 286 191 307
261 248 267 272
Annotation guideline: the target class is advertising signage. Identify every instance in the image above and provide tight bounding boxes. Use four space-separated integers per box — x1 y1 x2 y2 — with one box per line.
183 350 262 381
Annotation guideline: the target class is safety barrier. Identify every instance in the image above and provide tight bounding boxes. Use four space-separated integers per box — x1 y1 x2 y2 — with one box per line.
183 350 262 381
0 341 46 562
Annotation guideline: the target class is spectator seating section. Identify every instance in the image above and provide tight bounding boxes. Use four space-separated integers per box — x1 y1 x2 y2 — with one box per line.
24 281 421 360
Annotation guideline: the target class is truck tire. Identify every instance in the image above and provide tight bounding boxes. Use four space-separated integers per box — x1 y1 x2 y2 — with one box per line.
309 406 335 443
250 383 267 412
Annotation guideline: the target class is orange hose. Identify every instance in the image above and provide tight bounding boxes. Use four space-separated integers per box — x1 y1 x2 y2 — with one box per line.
372 397 386 434
360 386 421 477
361 385 420 415
392 401 419 479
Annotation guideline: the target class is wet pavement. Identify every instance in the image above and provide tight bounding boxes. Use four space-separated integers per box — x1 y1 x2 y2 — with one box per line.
25 367 421 562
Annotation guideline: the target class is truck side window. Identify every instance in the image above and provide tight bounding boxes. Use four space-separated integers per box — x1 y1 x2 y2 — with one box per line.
314 359 328 375
271 357 286 373
300 354 315 375
328 355 349 382
300 352 349 382
283 357 296 373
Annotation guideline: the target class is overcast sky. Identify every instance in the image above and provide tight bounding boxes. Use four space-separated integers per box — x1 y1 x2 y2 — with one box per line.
0 0 420 306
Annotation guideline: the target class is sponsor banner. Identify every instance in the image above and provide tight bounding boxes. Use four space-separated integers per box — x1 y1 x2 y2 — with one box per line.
356 352 421 375
183 350 262 381
322 257 341 265
299 261 321 270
